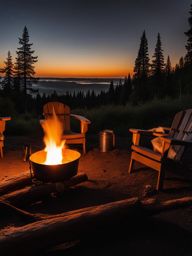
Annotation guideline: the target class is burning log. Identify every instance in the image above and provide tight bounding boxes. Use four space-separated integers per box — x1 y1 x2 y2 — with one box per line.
0 196 192 254
0 173 88 207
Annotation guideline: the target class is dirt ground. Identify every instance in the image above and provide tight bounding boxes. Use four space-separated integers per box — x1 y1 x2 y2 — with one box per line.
1 135 192 255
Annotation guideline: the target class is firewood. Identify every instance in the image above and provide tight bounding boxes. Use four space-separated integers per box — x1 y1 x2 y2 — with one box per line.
0 172 31 196
0 197 139 254
0 200 40 222
0 173 88 207
1 196 192 254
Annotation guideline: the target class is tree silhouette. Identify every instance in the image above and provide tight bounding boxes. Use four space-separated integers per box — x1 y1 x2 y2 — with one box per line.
16 26 38 111
14 53 22 92
0 51 14 94
151 33 165 97
134 31 150 79
151 33 165 76
133 31 150 102
165 55 172 75
185 4 192 65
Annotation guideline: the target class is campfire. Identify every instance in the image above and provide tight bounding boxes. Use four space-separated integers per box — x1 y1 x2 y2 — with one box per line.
29 108 81 182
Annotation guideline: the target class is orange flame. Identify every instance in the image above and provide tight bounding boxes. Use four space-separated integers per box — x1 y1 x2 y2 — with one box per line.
41 108 65 165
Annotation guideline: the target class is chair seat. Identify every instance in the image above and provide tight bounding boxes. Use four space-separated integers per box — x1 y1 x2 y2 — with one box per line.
62 131 85 140
131 145 162 161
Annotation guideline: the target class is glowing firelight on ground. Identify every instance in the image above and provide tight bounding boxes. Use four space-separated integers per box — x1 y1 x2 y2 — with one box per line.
41 108 65 165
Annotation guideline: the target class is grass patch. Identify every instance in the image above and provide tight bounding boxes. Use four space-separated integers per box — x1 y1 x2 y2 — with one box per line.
74 95 192 135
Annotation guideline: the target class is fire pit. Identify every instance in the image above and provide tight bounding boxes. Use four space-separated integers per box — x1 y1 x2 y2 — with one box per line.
29 107 82 183
29 149 81 182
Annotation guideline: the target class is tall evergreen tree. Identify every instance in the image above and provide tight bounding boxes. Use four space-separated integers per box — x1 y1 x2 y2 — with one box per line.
179 56 184 69
134 31 150 79
0 51 14 94
16 26 38 100
14 54 22 92
185 4 192 65
151 33 165 97
151 33 165 76
165 55 174 96
133 31 150 102
165 55 172 75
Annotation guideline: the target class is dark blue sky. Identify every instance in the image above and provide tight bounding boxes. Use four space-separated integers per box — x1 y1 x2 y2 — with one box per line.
0 0 191 77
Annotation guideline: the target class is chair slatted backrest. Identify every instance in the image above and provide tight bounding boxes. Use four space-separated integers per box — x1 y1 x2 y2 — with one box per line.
168 109 192 160
43 102 71 132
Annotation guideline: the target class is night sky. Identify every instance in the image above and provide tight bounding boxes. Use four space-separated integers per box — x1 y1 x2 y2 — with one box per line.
0 0 191 77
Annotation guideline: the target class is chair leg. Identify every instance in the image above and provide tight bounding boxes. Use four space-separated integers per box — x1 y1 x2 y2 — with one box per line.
0 146 3 158
156 164 165 191
83 140 86 154
128 155 135 174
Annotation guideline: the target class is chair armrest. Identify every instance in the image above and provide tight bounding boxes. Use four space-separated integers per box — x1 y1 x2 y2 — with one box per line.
129 128 166 136
161 127 171 131
71 114 91 133
71 114 91 124
129 129 154 135
129 128 169 146
161 137 192 146
0 117 11 121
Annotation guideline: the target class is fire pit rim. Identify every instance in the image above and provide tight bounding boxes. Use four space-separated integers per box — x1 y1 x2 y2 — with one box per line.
29 148 81 182
29 148 81 166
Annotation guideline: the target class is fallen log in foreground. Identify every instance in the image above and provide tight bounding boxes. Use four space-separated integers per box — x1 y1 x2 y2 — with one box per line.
0 172 31 196
1 173 88 207
0 200 40 222
1 196 192 254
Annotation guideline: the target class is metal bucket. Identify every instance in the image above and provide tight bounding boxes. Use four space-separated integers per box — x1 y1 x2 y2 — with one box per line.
99 130 115 152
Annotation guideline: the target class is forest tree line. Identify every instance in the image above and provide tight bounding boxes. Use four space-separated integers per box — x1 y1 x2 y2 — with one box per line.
0 4 192 115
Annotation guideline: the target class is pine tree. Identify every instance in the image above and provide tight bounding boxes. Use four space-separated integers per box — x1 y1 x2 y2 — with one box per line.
14 54 22 92
0 51 14 94
16 26 38 98
133 31 150 102
179 57 184 69
185 4 192 65
151 33 165 76
134 31 150 79
165 55 174 96
165 56 172 75
151 33 165 97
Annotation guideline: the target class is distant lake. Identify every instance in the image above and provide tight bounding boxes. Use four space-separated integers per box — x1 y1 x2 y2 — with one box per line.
31 78 120 96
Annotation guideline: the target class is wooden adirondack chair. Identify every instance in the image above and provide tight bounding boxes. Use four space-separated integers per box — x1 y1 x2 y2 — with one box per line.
0 120 5 158
128 109 192 190
0 117 11 158
42 102 91 154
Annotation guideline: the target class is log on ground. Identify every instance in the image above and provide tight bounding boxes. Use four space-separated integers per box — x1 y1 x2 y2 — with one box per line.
0 173 88 207
1 196 192 254
0 173 31 196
